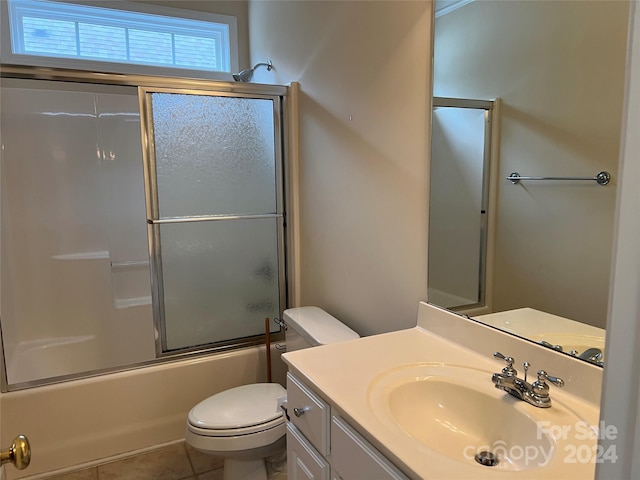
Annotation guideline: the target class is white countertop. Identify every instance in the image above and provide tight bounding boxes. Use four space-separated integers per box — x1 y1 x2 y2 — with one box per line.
282 321 600 479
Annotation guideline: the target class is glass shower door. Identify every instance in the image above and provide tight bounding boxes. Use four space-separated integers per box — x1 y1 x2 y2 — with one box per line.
140 88 285 353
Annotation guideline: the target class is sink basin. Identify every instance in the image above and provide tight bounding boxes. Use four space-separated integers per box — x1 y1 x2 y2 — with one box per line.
385 378 552 470
368 364 593 472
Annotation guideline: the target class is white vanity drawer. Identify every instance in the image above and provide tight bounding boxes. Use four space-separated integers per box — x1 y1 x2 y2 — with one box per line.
287 372 330 455
287 423 330 480
330 416 409 480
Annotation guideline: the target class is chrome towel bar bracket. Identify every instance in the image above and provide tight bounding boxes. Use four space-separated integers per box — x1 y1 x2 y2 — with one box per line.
507 171 611 186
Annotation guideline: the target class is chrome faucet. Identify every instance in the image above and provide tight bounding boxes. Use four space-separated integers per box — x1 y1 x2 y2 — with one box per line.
578 347 603 364
540 340 604 366
491 352 564 408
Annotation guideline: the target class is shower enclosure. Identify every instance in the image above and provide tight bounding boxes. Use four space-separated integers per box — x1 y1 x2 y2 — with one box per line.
0 69 289 390
428 97 497 311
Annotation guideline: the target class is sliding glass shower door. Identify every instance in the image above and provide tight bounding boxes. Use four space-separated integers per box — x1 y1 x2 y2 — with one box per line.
140 88 286 353
1 74 289 389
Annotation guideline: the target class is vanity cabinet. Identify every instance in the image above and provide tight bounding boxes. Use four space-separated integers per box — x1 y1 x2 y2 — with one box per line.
287 422 330 480
286 372 409 480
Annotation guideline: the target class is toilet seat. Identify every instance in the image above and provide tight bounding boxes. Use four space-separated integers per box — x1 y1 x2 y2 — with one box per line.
187 415 285 437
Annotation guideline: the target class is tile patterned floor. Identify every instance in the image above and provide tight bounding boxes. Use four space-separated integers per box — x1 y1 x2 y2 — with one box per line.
43 441 286 480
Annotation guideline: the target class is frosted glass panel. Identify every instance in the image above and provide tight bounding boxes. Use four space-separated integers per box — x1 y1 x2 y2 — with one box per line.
159 218 281 351
151 93 277 217
428 107 486 308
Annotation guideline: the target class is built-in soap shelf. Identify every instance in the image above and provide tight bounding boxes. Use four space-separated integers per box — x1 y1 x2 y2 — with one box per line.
51 252 151 308
110 258 151 309
114 296 152 309
51 250 110 260
110 259 149 269
50 252 150 269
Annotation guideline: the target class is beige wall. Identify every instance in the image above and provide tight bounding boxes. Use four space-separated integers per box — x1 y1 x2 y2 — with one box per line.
247 1 432 335
434 0 628 328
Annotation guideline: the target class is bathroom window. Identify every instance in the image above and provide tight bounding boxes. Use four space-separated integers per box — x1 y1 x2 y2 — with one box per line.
2 0 238 78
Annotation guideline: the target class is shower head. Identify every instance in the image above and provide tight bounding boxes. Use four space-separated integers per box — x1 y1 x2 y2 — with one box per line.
232 60 273 82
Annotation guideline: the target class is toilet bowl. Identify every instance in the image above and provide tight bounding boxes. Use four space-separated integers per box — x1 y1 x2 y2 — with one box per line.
185 307 359 480
186 383 287 480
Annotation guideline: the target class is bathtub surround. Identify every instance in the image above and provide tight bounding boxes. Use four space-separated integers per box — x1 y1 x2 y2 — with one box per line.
0 76 289 389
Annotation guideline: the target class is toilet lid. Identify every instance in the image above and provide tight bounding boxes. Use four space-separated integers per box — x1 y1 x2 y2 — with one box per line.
188 383 286 430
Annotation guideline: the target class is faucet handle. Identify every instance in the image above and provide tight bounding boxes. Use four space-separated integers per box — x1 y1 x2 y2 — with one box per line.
532 370 565 395
493 352 517 376
538 370 564 387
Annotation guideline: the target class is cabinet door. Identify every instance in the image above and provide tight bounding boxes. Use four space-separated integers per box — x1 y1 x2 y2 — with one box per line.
287 372 330 455
287 423 330 480
330 416 409 480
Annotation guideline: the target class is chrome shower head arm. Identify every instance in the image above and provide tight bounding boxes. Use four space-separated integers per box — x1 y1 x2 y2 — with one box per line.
232 60 273 82
253 60 273 71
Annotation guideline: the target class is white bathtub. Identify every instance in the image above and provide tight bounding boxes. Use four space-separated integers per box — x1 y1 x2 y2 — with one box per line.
1 344 287 479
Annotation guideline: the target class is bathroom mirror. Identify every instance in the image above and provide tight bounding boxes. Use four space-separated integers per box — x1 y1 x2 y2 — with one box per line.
428 0 630 365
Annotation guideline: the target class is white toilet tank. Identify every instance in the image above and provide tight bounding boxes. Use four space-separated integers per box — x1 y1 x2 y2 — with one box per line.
283 306 360 352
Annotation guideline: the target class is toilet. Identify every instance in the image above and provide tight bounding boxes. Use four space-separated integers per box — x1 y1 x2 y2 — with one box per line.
185 306 360 480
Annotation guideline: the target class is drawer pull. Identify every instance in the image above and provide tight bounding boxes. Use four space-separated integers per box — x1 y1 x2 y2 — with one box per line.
293 407 306 417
